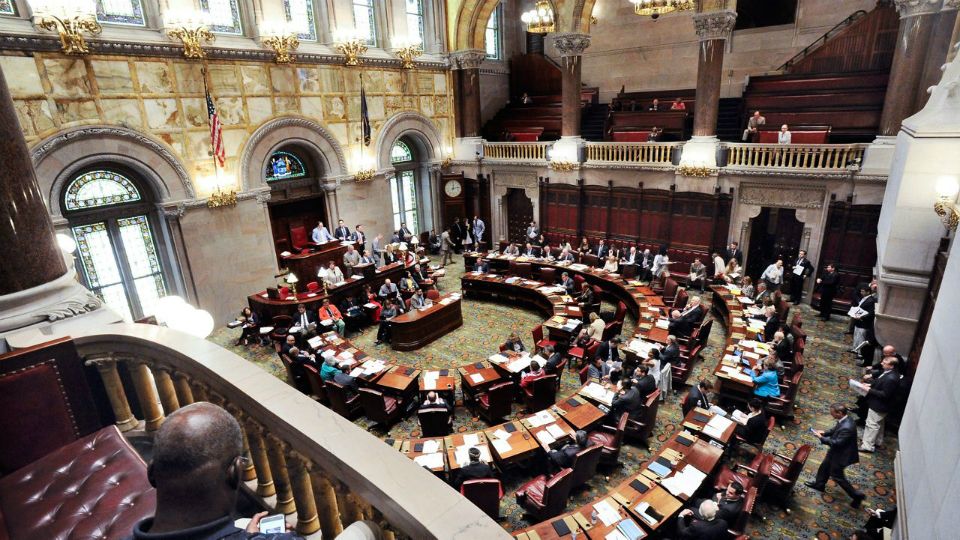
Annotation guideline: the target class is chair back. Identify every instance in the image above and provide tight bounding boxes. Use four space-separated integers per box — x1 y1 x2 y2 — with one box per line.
290 225 310 250
729 487 758 535
461 479 502 520
635 389 661 442
426 289 440 300
585 340 601 360
484 381 515 420
570 445 603 489
614 301 627 323
601 320 621 341
663 278 678 301
697 319 714 348
621 263 637 279
532 325 545 345
325 381 358 419
525 375 557 412
573 274 586 291
307 281 320 293
752 454 775 493
418 407 452 437
302 365 328 403
578 365 591 385
280 286 291 298
539 267 556 284
498 343 508 352
782 444 812 486
541 468 575 517
673 288 689 310
357 388 390 423
600 412 629 464
272 315 293 331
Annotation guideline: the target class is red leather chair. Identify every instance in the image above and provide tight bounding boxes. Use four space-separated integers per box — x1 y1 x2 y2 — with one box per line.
325 380 362 419
713 453 775 497
539 267 556 284
578 364 591 385
569 445 603 489
613 301 627 324
587 412 629 466
426 289 440 301
277 351 311 395
289 225 317 252
515 468 575 521
358 388 405 429
532 324 556 353
476 381 514 423
280 286 291 298
626 389 661 448
269 315 293 345
461 478 503 520
306 281 320 293
417 407 452 437
569 339 599 368
601 320 622 341
763 444 812 509
728 487 758 537
522 375 557 413
733 415 776 458
498 343 508 353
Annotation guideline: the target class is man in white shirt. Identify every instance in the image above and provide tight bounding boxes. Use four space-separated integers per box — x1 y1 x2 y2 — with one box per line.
312 221 334 244
761 259 785 291
712 252 725 278
472 215 485 246
526 221 539 241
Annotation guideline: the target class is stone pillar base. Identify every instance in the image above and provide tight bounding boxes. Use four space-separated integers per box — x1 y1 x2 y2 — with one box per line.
861 135 898 176
455 137 483 161
678 136 721 168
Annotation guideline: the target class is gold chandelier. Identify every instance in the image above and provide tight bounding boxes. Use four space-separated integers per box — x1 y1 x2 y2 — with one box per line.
520 0 555 34
630 0 695 18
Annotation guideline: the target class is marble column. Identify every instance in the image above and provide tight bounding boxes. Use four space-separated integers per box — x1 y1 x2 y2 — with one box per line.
452 50 486 138
691 9 737 137
879 0 943 136
0 63 66 295
552 33 591 137
916 1 959 110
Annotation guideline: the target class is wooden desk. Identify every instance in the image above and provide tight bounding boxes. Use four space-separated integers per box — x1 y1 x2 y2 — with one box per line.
521 409 575 452
444 432 493 473
682 407 737 445
374 365 420 397
419 369 456 400
513 511 591 540
582 496 644 540
400 437 447 475
279 241 348 283
616 479 684 533
458 362 503 397
484 420 541 467
552 395 605 431
710 285 773 405
390 293 464 351
347 358 391 384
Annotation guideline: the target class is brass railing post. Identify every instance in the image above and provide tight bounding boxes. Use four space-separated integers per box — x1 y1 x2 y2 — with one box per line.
84 355 138 432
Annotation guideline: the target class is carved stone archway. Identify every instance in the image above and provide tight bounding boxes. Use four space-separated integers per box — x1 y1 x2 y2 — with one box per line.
375 111 443 169
489 170 541 242
240 116 348 191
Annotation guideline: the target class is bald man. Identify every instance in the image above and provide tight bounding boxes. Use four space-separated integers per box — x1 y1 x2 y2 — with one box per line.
128 403 379 540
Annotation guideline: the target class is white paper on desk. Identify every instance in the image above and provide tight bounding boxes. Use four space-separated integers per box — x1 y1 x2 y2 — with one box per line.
364 303 378 309
491 438 512 454
731 410 748 424
413 453 444 469
422 440 440 454
535 430 556 446
469 373 484 384
546 423 567 439
439 298 453 305
656 319 670 329
708 405 728 417
661 465 707 498
593 500 621 527
569 306 581 313
307 336 323 349
605 530 628 540
289 325 302 333
738 296 754 304
492 429 511 440
488 353 509 364
531 410 554 427
634 502 658 527
508 356 532 372
704 414 734 440
349 367 363 377
742 351 761 360
463 433 480 447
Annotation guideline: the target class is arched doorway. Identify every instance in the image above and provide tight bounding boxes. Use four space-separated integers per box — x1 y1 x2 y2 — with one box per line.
61 167 172 322
745 207 804 280
387 135 437 237
504 188 534 244
264 144 329 259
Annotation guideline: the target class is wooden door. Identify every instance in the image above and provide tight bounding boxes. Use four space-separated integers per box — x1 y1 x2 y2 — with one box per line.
505 188 534 244
745 207 804 280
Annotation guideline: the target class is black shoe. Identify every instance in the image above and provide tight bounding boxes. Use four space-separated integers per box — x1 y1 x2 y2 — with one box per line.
858 447 874 454
850 493 865 509
804 481 825 492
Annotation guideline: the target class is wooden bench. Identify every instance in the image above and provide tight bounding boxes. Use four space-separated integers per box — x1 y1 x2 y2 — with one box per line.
611 130 651 142
507 128 544 142
757 126 832 144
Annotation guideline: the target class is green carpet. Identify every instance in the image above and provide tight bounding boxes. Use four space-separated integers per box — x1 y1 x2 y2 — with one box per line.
210 260 895 539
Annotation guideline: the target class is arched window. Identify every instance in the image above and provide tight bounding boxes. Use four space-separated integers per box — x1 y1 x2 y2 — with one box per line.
266 150 308 181
64 169 169 322
389 139 418 232
485 4 501 60
405 0 424 45
96 0 146 26
353 0 377 46
284 0 317 41
0 0 16 16
201 0 243 35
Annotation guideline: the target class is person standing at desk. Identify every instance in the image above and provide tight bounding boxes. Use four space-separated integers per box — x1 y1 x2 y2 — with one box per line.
472 215 485 247
806 403 866 508
371 233 385 266
451 218 465 253
725 241 743 266
816 263 839 321
609 378 642 421
319 260 345 287
439 227 454 267
293 303 316 339
334 219 351 241
312 221 334 244
342 245 361 276
789 249 814 305
351 224 366 253
399 222 414 242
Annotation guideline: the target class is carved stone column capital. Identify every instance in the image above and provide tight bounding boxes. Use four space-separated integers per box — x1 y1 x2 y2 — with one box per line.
551 33 591 57
943 0 959 10
162 203 186 220
894 0 944 17
693 9 738 41
450 49 486 70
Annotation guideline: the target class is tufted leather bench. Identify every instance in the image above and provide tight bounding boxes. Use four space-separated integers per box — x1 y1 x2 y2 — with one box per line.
0 425 156 540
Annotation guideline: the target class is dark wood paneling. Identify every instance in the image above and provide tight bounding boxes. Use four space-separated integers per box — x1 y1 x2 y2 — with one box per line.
788 4 898 75
509 54 562 98
815 202 880 303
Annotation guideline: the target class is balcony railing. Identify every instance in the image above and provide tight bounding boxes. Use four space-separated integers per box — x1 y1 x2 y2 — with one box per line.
482 142 550 161
724 143 866 171
584 142 679 165
72 324 507 540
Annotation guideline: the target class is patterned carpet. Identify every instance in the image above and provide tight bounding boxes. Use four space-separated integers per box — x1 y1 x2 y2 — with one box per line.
210 260 896 539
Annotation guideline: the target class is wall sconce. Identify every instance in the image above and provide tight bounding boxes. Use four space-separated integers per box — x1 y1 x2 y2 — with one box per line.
27 0 101 55
204 171 238 208
165 12 215 59
393 36 423 69
934 176 959 231
260 21 299 64
441 145 454 168
334 28 368 66
353 149 376 182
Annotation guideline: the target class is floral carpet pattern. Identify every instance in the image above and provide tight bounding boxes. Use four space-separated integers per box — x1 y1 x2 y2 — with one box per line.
210 262 896 539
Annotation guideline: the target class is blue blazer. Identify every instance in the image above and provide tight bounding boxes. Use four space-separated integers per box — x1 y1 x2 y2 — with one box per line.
748 369 780 398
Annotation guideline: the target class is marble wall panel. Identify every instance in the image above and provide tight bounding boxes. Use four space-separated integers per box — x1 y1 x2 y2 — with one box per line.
209 64 242 96
347 96 360 118
324 96 346 121
301 96 324 120
418 96 434 117
91 60 134 94
217 96 246 125
383 71 403 94
156 132 185 157
246 96 274 126
43 58 91 97
55 99 99 124
0 56 43 96
416 73 433 94
364 70 385 93
337 179 394 238
136 61 174 94
433 95 449 116
384 96 404 117
101 98 143 128
222 128 246 158
174 63 205 94
13 99 56 136
297 67 321 94
241 64 271 94
143 98 181 130
181 97 207 128
270 66 297 94
273 96 299 113
185 131 213 160
434 73 447 94
367 95 385 120
318 67 343 93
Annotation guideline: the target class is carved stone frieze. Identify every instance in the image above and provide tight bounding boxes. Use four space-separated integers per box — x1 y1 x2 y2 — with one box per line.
739 183 825 209
893 0 945 18
693 10 738 41
450 49 487 70
161 203 186 219
552 33 591 57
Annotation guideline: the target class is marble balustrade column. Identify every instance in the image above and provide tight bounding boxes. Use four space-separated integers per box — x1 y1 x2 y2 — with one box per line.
452 50 486 137
308 468 344 538
244 423 277 498
172 372 194 405
916 1 959 110
128 360 165 431
285 451 321 535
692 9 738 137
85 356 139 432
152 367 180 415
880 0 944 135
0 67 66 295
552 33 592 137
266 435 297 514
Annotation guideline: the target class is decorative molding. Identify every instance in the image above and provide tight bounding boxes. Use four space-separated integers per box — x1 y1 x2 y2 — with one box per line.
161 203 186 219
946 0 960 9
893 0 944 18
450 49 487 70
551 33 591 57
739 183 825 209
240 116 348 189
581 162 677 172
0 34 448 71
32 126 195 199
478 65 510 76
723 167 888 182
693 10 738 41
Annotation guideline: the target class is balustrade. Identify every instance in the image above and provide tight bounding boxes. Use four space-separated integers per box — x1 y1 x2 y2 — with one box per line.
585 141 679 164
482 142 550 161
725 143 866 170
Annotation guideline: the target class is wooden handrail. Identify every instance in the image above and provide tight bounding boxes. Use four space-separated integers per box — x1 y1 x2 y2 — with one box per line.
584 142 679 165
71 324 508 540
777 10 869 72
723 143 866 171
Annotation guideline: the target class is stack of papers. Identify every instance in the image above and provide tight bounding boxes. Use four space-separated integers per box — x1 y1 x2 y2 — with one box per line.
422 440 441 453
528 410 555 427
507 355 533 372
492 429 511 440
307 336 323 349
703 415 735 439
454 444 491 466
422 371 440 389
593 500 621 527
581 383 616 405
490 438 512 454
469 373 485 384
655 319 670 330
546 424 567 439
660 465 707 498
413 453 444 469
488 353 509 364
535 431 555 446
849 379 869 397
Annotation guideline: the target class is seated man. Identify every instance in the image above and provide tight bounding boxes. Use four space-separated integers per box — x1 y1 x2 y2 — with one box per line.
542 345 563 373
409 288 431 309
560 272 576 295
318 298 346 335
557 248 576 263
687 482 744 530
453 447 494 490
281 334 297 357
411 264 429 284
609 378 642 421
523 242 537 257
677 499 729 540
375 299 398 345
420 390 454 428
520 361 546 393
735 398 769 446
502 332 525 353
319 260 346 287
378 279 402 306
587 356 611 382
595 336 622 370
547 430 590 473
474 258 490 273
632 364 657 398
577 283 595 309
668 296 704 337
292 303 317 339
126 402 303 539
312 221 334 244
503 243 520 256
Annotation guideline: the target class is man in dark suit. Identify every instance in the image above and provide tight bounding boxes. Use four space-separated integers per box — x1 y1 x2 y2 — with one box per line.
852 286 877 365
816 264 839 321
677 500 729 540
453 447 494 489
595 239 609 261
543 346 563 373
660 335 680 365
632 364 656 399
293 303 317 339
399 222 414 242
725 241 742 266
474 258 490 273
789 249 814 305
609 378 643 421
547 430 589 472
594 336 622 367
669 297 704 338
682 379 712 416
762 306 780 343
859 356 900 453
560 272 576 295
690 481 745 526
806 404 866 508
334 219 351 241
451 217 465 253
735 398 769 446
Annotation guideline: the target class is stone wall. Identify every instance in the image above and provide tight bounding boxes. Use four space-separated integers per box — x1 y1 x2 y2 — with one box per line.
480 70 510 124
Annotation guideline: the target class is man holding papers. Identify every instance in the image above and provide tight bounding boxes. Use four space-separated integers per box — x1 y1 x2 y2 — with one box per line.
806 404 866 508
859 356 900 453
789 250 814 304
453 447 493 489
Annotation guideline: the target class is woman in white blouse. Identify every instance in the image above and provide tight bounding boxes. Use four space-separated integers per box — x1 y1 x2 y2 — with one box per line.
602 255 619 273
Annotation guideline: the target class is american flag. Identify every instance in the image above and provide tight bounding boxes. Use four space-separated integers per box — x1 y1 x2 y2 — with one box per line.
206 93 226 167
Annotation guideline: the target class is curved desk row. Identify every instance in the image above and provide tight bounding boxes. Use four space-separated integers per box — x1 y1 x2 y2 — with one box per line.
389 293 464 351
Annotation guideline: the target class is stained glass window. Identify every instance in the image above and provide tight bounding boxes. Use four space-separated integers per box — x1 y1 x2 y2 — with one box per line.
73 222 134 322
405 0 424 46
391 171 418 232
390 140 413 163
485 4 501 60
118 215 166 318
283 0 317 41
0 0 18 16
265 151 308 181
201 0 243 35
65 170 142 211
96 0 145 26
352 0 377 46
